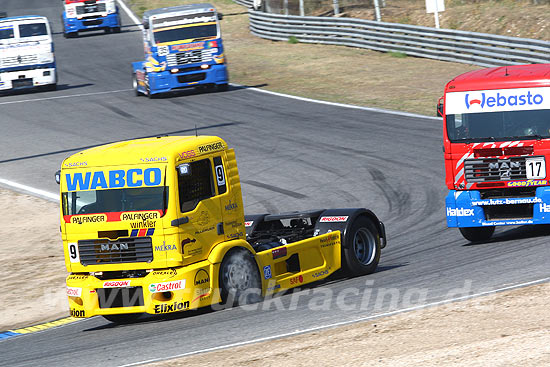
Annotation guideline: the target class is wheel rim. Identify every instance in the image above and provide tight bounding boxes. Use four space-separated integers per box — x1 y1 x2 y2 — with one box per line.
353 228 377 265
132 75 137 90
224 259 253 291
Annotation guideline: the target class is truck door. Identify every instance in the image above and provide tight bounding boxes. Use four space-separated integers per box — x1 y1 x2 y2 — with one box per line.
174 157 225 265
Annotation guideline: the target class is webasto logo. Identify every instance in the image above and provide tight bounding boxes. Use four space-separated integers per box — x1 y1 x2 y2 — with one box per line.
465 91 543 110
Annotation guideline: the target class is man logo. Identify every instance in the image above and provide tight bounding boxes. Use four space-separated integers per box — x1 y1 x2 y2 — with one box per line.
488 160 520 180
100 243 129 251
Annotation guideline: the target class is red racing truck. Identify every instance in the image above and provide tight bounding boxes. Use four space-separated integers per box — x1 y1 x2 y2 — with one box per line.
440 63 550 242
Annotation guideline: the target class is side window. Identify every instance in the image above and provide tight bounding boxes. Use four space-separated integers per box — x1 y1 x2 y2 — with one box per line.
178 158 215 213
213 156 227 195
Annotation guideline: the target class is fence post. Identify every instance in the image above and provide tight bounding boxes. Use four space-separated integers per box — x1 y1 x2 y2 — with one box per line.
373 0 381 21
299 0 304 16
333 0 340 16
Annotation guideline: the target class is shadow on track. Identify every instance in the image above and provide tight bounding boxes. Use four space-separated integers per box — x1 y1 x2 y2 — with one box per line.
462 224 550 247
0 121 240 164
0 83 93 97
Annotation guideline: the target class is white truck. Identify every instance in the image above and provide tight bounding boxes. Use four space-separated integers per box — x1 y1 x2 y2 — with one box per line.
0 14 57 92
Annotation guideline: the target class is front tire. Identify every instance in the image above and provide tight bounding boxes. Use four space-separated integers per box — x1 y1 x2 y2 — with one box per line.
102 313 141 324
342 217 381 276
459 227 495 242
219 248 262 306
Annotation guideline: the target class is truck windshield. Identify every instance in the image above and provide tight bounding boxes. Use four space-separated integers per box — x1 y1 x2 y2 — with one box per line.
154 24 217 44
19 23 48 37
0 26 14 39
62 187 168 216
446 109 550 143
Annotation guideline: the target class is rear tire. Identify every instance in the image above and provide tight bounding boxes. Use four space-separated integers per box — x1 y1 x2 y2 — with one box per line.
112 27 121 33
459 227 495 242
219 248 262 306
102 313 141 324
342 217 381 276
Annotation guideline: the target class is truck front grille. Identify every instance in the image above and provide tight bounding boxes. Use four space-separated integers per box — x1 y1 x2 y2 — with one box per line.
78 237 153 265
166 49 214 66
464 157 527 182
97 287 144 309
0 55 39 68
177 73 206 83
76 3 107 16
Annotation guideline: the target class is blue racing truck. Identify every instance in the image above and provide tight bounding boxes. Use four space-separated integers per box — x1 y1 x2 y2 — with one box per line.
132 3 228 98
62 0 121 38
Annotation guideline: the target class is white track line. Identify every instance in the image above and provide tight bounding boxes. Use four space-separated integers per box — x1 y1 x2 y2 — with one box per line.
119 276 550 367
230 83 442 120
0 178 58 201
116 0 143 30
0 89 132 105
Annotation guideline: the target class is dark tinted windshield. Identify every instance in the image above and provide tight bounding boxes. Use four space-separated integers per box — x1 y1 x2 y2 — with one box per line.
19 23 47 37
63 187 168 216
446 109 550 143
0 26 14 39
154 24 217 44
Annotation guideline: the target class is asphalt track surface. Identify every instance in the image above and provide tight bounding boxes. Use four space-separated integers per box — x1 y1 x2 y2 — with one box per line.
1 1 549 366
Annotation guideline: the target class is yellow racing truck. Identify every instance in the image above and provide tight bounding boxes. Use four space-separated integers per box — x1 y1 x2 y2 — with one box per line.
57 136 386 323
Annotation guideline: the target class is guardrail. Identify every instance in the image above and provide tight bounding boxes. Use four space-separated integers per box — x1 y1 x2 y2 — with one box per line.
244 10 550 67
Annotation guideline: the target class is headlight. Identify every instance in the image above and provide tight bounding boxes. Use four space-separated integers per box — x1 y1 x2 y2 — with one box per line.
106 0 116 14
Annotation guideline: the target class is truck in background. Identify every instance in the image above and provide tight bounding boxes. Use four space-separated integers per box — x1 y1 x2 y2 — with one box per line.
132 3 229 98
62 0 121 38
0 14 57 92
57 135 386 323
440 63 550 242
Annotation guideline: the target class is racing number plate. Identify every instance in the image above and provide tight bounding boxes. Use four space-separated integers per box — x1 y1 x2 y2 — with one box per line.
526 157 546 179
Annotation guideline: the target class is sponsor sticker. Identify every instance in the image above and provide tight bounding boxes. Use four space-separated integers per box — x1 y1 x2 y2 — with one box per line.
70 309 85 318
289 275 303 285
197 141 224 154
66 286 82 297
263 265 272 280
445 87 550 114
154 301 190 314
194 269 210 286
312 269 329 278
103 280 131 288
540 203 550 213
151 269 177 278
244 221 253 227
70 214 107 224
319 216 349 223
506 180 547 188
64 168 162 191
149 280 185 293
446 208 474 217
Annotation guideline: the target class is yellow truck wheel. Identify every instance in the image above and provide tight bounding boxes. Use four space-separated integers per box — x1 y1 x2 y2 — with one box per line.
219 248 262 306
342 217 381 276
